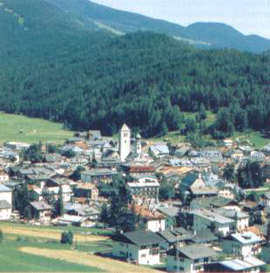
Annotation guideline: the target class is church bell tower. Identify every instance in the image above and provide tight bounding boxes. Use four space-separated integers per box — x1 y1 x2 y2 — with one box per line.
119 124 131 161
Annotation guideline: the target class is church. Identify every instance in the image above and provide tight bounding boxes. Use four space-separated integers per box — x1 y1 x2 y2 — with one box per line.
119 124 142 162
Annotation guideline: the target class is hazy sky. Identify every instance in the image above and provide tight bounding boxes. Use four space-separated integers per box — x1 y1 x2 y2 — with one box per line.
91 0 270 39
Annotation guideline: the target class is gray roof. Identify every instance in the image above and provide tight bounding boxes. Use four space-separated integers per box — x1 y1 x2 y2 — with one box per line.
219 256 265 271
192 209 234 224
191 229 218 244
114 230 165 247
0 184 12 192
157 206 179 218
30 201 52 211
172 244 216 260
0 200 11 209
228 232 263 245
217 209 249 220
191 187 218 195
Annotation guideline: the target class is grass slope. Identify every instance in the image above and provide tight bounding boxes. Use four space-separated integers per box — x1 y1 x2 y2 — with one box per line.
0 240 100 272
0 112 73 143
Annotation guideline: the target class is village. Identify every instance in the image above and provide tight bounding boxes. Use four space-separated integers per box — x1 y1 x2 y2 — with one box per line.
1 124 270 272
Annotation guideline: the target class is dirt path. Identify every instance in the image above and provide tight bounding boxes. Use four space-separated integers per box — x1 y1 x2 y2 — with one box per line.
1 225 108 242
20 247 160 273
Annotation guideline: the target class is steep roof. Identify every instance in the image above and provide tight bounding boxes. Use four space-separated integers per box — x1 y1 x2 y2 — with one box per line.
168 244 216 260
113 230 165 247
121 124 130 131
30 201 52 211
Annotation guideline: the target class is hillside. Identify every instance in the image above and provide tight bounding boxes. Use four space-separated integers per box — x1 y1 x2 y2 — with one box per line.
0 0 270 140
0 0 109 66
43 0 270 53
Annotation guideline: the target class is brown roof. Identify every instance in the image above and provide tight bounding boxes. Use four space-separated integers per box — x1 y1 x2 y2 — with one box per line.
134 205 165 220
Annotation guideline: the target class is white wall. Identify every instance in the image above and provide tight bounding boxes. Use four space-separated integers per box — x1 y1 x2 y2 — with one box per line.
0 191 12 206
147 219 166 233
112 241 160 265
0 208 11 220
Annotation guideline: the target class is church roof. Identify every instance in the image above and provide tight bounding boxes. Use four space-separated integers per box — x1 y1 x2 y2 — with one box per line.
121 124 130 131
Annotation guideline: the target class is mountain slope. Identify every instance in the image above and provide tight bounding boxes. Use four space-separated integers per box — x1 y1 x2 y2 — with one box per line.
44 0 270 53
0 0 109 65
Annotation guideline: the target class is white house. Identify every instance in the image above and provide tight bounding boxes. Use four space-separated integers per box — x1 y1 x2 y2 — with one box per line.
0 184 12 220
222 232 264 257
192 208 234 236
112 230 164 265
167 244 216 272
217 209 249 231
149 144 169 158
134 205 166 233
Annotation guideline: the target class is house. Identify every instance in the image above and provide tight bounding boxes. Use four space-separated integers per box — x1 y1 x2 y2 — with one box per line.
179 172 205 199
125 166 155 177
157 205 179 229
222 231 264 257
0 200 12 220
74 183 99 202
217 209 249 231
65 203 100 222
0 169 9 183
127 176 160 205
192 208 234 236
167 244 216 272
32 178 73 202
81 169 118 184
205 256 265 273
112 230 164 265
149 144 169 158
0 184 12 220
134 205 166 232
30 201 52 223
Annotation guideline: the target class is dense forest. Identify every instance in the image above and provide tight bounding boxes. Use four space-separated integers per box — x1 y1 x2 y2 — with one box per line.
0 0 270 139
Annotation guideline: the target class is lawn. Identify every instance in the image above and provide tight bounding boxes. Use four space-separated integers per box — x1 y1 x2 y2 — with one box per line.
0 240 101 272
0 112 73 144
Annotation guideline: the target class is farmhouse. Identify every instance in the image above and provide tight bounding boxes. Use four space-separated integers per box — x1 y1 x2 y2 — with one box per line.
30 201 52 223
222 231 264 257
167 244 216 272
112 230 164 265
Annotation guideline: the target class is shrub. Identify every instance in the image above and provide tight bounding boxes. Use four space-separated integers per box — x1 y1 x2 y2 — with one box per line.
60 231 73 245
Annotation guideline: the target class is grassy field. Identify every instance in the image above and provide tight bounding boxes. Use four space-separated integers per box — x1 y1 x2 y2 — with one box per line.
0 240 101 272
0 223 160 272
0 222 109 243
0 112 73 143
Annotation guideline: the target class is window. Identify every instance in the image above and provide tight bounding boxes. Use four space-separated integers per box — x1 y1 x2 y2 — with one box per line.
194 259 199 263
141 254 146 258
141 245 147 250
204 258 209 263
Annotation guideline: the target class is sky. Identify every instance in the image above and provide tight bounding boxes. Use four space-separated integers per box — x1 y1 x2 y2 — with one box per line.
91 0 270 39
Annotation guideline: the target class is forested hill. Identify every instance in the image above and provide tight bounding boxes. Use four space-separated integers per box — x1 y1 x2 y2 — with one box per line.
0 0 110 66
0 0 270 139
44 0 270 53
1 29 270 138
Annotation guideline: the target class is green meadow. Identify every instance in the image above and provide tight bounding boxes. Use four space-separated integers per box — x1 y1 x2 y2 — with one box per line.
0 240 101 272
0 112 73 144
